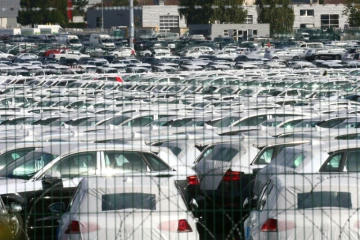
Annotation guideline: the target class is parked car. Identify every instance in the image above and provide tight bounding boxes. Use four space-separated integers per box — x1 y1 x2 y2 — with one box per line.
57 175 200 240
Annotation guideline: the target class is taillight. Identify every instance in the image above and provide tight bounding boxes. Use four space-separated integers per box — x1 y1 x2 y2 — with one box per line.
115 76 123 82
65 221 81 234
177 219 193 232
131 50 135 55
187 175 199 185
222 170 240 181
64 221 100 234
261 219 277 232
261 219 296 232
158 219 192 232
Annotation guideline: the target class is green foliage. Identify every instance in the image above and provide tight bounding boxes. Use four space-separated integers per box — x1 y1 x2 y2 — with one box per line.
73 0 88 16
344 0 360 27
212 0 247 23
256 0 294 35
18 0 68 27
112 0 138 6
179 0 215 24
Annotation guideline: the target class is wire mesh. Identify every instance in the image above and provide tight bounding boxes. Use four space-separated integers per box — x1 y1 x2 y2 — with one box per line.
0 37 359 240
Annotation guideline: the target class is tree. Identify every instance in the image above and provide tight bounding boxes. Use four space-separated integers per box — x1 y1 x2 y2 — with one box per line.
18 0 68 27
344 0 360 27
112 0 138 6
179 0 215 25
212 0 247 23
256 0 294 35
72 0 89 17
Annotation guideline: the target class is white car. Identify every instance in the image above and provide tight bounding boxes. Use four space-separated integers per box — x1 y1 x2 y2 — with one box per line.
244 173 360 240
182 46 214 58
0 51 13 60
109 47 135 58
57 175 199 240
15 53 38 60
139 47 172 57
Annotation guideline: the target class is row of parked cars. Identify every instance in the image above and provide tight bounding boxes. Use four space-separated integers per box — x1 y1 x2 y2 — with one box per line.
0 57 360 239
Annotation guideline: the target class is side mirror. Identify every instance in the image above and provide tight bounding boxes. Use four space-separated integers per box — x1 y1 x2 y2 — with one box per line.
189 198 198 210
243 197 257 210
9 203 22 213
49 202 66 213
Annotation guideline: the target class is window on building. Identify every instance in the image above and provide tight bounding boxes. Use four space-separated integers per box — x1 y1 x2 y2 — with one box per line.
300 10 314 16
321 14 339 29
96 17 103 28
253 30 258 36
159 15 179 32
245 15 253 24
224 30 229 36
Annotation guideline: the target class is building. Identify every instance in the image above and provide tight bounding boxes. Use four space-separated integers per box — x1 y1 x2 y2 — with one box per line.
0 0 20 28
87 5 186 33
189 23 271 41
293 4 347 29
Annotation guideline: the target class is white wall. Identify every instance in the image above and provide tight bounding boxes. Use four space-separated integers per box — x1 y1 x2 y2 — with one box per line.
142 5 187 28
293 4 347 29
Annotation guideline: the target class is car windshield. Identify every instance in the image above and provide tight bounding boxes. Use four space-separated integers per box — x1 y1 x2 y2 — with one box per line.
101 38 113 43
0 151 58 180
199 145 241 162
69 39 80 44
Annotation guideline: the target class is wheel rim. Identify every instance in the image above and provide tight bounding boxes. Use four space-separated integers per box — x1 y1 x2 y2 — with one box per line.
9 215 20 236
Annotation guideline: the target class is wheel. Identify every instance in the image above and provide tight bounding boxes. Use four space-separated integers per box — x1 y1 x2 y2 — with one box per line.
145 53 150 57
272 57 279 59
9 213 24 240
293 56 299 60
114 54 118 58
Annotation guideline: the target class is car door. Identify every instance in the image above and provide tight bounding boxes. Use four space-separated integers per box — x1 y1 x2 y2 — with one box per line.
245 181 273 240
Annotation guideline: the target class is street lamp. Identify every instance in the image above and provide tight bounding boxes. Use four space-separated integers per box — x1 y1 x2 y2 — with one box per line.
101 0 104 31
129 0 134 48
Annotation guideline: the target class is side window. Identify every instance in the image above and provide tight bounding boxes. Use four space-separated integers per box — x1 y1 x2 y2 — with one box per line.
253 147 275 165
104 151 147 172
196 146 215 163
235 115 267 127
0 148 35 169
143 153 171 171
345 151 360 172
320 153 343 172
49 152 97 178
126 116 154 127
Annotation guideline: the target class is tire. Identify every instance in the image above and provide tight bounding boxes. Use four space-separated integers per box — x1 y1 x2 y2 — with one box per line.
10 213 24 240
114 54 118 58
293 56 299 60
272 57 279 59
145 53 150 57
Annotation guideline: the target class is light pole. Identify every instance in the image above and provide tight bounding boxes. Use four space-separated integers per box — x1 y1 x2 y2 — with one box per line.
129 0 134 48
101 0 104 31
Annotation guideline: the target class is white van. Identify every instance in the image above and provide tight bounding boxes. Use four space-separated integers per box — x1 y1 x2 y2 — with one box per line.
89 34 115 50
154 32 179 41
57 35 82 47
299 42 324 49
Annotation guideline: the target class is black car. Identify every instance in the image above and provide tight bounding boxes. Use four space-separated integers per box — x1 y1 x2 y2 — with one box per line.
1 180 76 240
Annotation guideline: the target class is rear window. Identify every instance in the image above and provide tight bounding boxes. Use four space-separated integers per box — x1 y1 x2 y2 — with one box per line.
297 192 352 209
102 193 156 211
202 146 240 162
